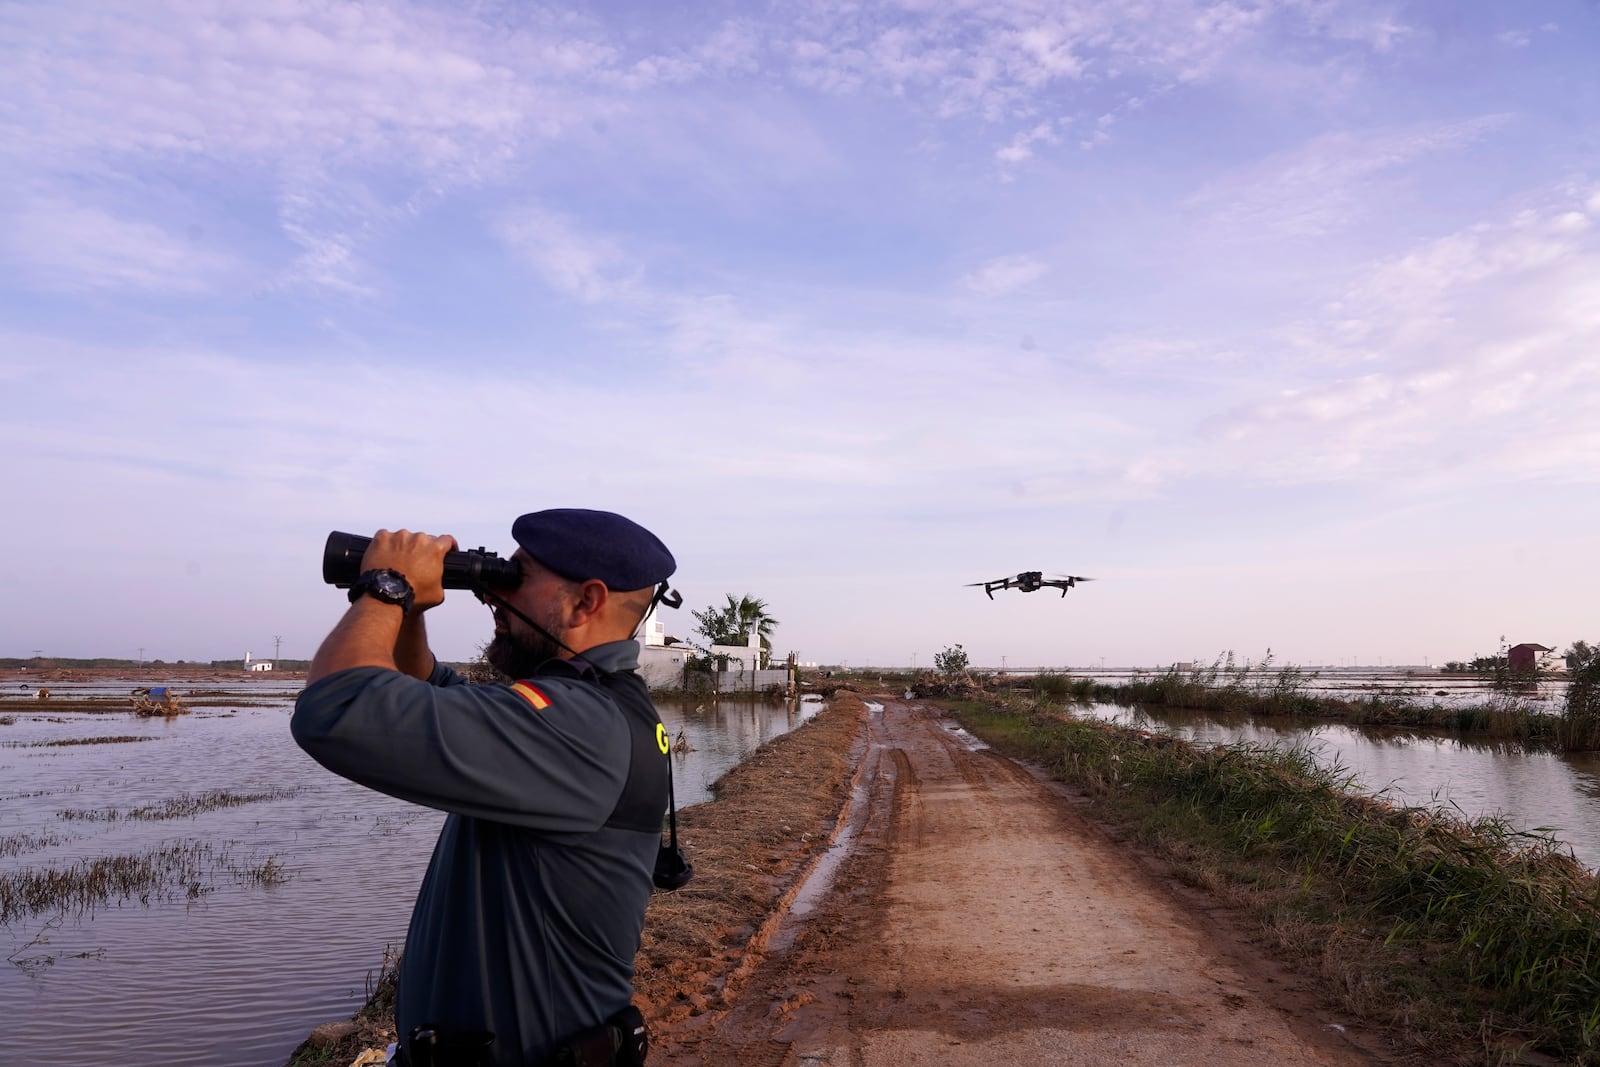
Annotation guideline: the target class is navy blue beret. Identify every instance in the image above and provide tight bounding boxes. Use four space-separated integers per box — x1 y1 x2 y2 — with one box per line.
511 509 676 590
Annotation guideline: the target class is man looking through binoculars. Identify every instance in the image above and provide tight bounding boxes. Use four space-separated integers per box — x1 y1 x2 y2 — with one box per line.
292 508 678 1067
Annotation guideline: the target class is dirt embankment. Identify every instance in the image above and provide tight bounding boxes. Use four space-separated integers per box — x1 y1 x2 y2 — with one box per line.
648 696 1402 1066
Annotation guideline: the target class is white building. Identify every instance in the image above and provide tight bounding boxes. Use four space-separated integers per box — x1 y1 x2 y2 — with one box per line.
709 627 766 670
244 651 273 672
636 605 690 689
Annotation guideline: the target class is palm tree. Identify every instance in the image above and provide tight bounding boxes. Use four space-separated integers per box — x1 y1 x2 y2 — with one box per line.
727 594 778 666
693 594 780 668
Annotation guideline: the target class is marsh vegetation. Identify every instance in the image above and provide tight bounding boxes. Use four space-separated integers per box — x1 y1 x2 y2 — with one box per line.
0 830 64 859
55 786 301 822
2 734 157 748
979 648 1600 752
952 699 1600 1064
0 841 290 923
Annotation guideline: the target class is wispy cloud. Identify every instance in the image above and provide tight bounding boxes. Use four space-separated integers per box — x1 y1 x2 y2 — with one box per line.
497 207 641 302
0 0 1436 301
1187 116 1508 239
995 121 1061 169
786 0 1348 121
1210 186 1600 484
962 254 1049 296
5 199 238 293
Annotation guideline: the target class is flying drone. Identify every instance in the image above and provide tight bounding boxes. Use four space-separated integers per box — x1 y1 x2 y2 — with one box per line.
967 571 1095 599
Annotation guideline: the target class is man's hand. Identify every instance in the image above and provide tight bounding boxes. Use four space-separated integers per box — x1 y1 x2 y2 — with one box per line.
308 529 458 685
360 529 458 613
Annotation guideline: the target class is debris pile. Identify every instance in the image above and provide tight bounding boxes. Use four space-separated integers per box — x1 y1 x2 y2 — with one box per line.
130 687 187 717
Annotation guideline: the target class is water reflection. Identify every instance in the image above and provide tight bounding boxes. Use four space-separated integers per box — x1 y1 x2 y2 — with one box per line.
1075 702 1600 872
655 697 822 807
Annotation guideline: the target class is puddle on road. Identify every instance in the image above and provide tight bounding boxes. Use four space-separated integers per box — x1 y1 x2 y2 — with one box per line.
941 721 989 751
768 741 887 953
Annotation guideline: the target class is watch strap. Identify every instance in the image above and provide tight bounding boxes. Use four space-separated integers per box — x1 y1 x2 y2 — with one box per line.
347 568 415 615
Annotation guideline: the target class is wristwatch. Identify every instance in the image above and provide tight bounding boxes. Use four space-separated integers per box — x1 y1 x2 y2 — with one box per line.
347 568 415 615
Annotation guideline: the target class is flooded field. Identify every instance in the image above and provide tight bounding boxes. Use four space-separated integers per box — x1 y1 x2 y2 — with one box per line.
0 678 817 1067
1077 665 1572 712
1074 701 1600 872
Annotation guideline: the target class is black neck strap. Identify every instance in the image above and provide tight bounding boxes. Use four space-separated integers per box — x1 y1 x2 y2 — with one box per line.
474 589 582 661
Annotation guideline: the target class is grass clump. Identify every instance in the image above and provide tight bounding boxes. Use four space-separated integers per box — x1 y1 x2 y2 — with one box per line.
952 700 1600 1064
0 841 291 923
3 735 157 748
0 830 63 858
1558 644 1600 751
57 786 300 822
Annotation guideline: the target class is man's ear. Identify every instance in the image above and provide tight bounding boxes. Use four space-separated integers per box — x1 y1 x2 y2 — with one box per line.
569 580 609 627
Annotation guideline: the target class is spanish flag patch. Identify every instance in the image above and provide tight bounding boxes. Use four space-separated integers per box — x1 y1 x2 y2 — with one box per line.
511 681 552 710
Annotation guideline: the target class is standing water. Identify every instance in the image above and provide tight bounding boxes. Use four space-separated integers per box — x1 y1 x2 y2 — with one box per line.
0 680 817 1067
1073 702 1600 872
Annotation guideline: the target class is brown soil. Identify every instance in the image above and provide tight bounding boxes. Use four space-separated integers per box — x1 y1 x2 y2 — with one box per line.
646 696 1402 1067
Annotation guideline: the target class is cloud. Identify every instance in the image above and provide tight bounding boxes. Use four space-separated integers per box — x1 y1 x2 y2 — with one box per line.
2 3 543 174
0 0 1441 302
995 121 1060 166
1187 116 1508 238
5 199 238 293
497 207 641 302
963 254 1049 295
1210 186 1600 485
786 0 1406 122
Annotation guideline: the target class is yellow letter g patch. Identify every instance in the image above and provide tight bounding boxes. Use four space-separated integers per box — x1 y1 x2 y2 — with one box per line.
655 722 670 755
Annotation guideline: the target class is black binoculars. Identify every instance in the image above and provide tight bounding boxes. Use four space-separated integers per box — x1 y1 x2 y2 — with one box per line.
321 531 521 591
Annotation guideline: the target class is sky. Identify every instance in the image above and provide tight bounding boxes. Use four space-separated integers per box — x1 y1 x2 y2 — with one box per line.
3 0 1598 671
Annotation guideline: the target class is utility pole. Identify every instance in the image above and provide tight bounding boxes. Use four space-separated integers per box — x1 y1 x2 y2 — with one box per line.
274 635 283 662
137 647 145 667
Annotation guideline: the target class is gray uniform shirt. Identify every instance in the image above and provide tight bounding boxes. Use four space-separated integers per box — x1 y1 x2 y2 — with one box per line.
291 640 663 1065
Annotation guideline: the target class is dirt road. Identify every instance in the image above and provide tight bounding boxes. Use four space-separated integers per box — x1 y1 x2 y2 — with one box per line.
657 697 1393 1067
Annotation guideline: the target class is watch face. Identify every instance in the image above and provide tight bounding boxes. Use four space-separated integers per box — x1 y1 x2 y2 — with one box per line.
372 571 411 599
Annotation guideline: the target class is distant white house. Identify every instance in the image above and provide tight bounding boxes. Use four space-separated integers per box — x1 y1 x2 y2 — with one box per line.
636 605 690 689
633 605 785 691
709 627 766 670
244 651 273 672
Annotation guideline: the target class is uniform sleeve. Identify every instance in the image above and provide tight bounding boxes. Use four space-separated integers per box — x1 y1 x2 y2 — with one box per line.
291 667 628 831
427 659 470 687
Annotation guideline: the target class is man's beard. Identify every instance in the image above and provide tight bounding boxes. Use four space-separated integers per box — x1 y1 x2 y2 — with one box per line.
485 603 569 680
